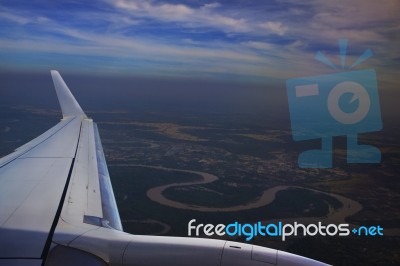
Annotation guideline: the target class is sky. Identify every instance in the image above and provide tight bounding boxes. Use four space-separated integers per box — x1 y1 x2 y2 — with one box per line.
0 0 399 84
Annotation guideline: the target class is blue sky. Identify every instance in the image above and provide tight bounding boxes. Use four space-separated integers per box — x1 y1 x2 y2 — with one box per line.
0 0 399 83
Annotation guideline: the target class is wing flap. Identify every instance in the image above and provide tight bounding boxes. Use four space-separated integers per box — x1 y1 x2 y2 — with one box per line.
59 120 122 230
61 119 103 224
94 123 123 231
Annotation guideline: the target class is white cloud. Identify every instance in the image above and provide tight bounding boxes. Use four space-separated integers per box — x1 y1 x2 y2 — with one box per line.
202 3 221 10
148 3 194 19
114 0 195 20
0 9 52 26
0 13 267 75
284 0 400 45
242 41 275 51
36 16 50 23
310 0 400 27
114 0 140 10
259 21 288 36
0 11 30 25
108 0 251 33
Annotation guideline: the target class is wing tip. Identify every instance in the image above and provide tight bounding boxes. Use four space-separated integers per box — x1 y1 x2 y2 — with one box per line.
50 70 86 118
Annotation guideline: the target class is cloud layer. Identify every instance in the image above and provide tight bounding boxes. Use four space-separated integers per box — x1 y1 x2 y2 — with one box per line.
0 0 398 83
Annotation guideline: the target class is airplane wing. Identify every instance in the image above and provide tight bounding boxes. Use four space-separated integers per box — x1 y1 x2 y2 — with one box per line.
0 71 330 266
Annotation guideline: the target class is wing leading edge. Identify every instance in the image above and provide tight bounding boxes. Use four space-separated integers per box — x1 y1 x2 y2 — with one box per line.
0 71 330 266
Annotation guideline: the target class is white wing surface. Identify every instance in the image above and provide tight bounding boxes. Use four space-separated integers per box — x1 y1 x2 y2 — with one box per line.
0 71 121 265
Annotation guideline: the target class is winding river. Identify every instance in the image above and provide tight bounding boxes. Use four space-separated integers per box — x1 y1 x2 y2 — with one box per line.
116 164 364 223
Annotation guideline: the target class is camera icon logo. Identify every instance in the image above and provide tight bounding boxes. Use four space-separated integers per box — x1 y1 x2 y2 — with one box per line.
286 40 382 168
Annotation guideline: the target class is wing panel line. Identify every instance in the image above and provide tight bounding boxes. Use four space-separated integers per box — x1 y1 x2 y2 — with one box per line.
40 120 83 264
